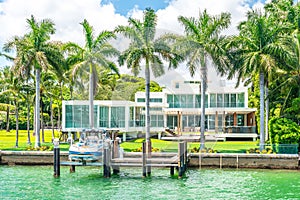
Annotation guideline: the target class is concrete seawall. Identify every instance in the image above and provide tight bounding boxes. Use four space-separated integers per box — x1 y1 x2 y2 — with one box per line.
0 150 299 169
189 153 299 170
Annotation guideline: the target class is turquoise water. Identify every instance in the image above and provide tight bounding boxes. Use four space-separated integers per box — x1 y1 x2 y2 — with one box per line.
0 166 300 200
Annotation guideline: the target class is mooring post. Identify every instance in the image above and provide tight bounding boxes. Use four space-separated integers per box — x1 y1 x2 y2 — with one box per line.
147 140 152 177
112 138 120 175
178 142 184 178
142 142 146 177
170 166 174 176
53 138 60 178
70 165 75 173
183 141 187 171
103 139 111 178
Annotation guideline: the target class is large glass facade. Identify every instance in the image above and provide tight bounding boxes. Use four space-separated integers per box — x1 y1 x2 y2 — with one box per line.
65 105 96 128
99 106 109 128
237 93 245 107
150 114 164 127
110 107 125 128
210 94 217 108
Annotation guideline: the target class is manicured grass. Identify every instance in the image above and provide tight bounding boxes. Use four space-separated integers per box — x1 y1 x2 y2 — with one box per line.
0 130 258 153
0 130 70 151
120 138 258 153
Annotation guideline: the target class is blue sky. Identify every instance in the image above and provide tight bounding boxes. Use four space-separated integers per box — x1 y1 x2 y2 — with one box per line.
101 0 172 15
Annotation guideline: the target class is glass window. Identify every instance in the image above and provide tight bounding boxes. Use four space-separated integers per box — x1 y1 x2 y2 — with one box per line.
150 115 157 127
210 94 216 108
65 105 73 128
174 95 180 108
195 95 201 108
237 114 245 126
99 106 109 128
205 95 208 108
188 115 195 127
82 105 89 128
224 94 230 107
137 98 145 102
217 94 223 107
167 95 173 108
110 107 125 128
150 98 162 103
157 115 164 127
225 114 234 126
208 115 215 130
218 114 223 132
187 95 193 108
237 93 245 107
175 82 179 88
230 94 236 107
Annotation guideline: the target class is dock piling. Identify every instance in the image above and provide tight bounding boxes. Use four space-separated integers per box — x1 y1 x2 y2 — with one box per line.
103 139 111 178
147 140 152 176
112 138 120 175
53 139 60 178
142 142 146 177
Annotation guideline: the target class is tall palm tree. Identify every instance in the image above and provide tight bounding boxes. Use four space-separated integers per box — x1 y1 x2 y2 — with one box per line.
64 19 119 128
115 8 182 145
173 10 231 149
227 10 284 150
3 15 64 147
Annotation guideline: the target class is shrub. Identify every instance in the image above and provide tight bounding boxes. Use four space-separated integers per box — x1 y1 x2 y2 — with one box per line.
269 117 300 152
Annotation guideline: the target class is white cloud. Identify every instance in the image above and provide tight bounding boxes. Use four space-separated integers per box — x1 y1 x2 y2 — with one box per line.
0 0 266 82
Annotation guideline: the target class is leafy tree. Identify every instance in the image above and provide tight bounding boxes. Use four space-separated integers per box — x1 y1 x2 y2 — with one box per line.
269 117 300 144
227 9 286 149
115 8 182 145
3 15 65 147
64 19 119 128
172 10 231 149
0 66 25 147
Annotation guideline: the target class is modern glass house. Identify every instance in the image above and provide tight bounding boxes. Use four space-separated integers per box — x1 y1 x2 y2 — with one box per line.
62 79 257 138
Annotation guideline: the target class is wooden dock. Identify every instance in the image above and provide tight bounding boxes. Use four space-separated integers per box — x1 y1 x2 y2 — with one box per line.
55 140 189 178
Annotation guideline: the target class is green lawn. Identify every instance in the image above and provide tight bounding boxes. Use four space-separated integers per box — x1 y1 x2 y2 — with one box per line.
0 130 70 151
0 130 258 153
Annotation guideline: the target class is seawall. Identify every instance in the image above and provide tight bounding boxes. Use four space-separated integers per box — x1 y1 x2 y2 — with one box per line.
0 150 299 169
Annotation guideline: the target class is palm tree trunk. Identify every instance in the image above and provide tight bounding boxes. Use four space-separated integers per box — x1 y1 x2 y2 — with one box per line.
50 97 55 141
33 103 36 136
35 68 41 148
58 81 63 132
200 65 207 150
259 70 265 151
265 83 269 142
145 59 151 142
41 97 45 143
27 97 31 144
89 64 94 129
15 101 19 148
6 104 10 132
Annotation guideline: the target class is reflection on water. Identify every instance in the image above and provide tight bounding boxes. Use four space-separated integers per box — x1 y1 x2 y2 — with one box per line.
0 166 300 200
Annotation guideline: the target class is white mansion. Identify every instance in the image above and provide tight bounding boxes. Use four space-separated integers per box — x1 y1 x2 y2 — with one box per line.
62 68 257 140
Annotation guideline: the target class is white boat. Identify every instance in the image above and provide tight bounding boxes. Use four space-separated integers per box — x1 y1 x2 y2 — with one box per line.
68 129 105 162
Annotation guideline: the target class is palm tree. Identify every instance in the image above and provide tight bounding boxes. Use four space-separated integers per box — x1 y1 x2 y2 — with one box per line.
0 66 24 147
64 19 119 128
227 10 284 150
173 10 231 149
115 8 182 145
3 15 65 147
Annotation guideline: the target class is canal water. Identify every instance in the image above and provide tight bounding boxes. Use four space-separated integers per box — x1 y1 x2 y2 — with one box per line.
0 166 299 200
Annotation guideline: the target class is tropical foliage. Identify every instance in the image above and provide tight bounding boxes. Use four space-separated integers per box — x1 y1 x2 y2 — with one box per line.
0 1 300 149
